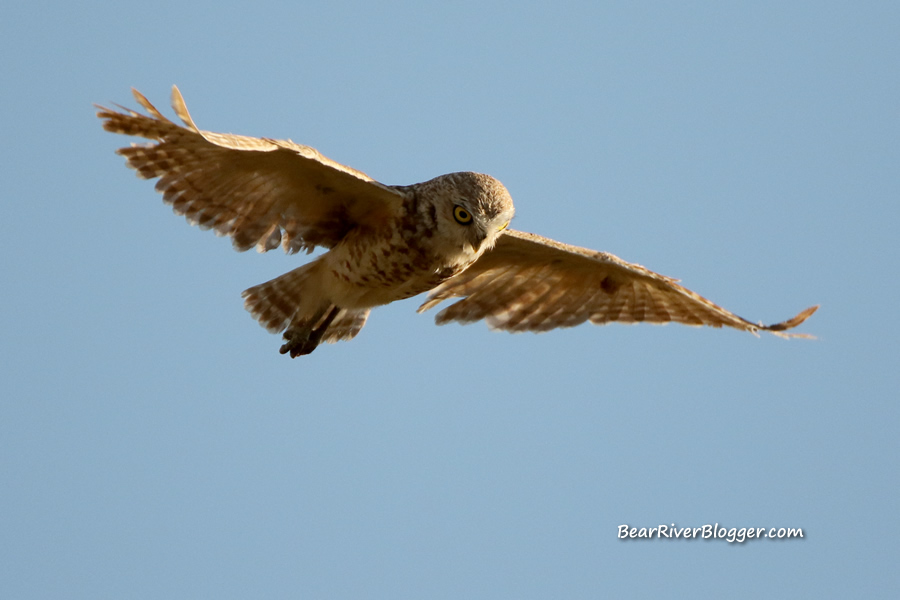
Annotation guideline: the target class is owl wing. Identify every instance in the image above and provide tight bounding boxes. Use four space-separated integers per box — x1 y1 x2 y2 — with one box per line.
418 229 818 337
97 87 405 253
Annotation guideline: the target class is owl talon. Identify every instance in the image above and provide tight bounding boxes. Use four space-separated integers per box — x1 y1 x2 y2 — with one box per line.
280 327 320 357
279 306 341 358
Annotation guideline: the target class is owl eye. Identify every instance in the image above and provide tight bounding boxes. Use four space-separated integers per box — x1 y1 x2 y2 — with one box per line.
453 205 473 225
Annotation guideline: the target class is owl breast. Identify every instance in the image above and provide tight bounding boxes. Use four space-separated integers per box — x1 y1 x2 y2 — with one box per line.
321 223 473 309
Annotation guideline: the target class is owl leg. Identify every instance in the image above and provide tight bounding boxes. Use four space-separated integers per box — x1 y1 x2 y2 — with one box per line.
280 305 341 358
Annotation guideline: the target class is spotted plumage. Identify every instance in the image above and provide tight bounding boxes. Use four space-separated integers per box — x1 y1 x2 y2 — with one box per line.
96 87 817 357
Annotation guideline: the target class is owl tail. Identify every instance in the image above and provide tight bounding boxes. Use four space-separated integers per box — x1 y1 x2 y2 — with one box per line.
242 262 369 356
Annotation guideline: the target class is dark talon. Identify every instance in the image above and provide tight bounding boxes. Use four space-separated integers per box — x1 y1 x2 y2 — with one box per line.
280 328 319 357
279 306 342 358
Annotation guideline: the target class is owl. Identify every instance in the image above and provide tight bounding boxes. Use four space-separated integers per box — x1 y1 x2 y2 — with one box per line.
97 87 817 357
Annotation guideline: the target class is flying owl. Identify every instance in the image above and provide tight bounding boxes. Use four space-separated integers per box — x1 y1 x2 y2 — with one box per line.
96 87 817 357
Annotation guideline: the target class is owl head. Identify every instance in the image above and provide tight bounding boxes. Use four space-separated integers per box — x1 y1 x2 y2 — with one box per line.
419 171 515 264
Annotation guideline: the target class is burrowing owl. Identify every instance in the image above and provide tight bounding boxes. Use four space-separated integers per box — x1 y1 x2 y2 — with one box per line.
97 87 817 357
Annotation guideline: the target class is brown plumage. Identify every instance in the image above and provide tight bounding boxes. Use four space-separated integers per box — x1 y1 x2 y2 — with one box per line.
97 86 817 357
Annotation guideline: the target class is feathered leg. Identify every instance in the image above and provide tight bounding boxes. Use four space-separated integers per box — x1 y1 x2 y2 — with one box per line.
243 262 370 357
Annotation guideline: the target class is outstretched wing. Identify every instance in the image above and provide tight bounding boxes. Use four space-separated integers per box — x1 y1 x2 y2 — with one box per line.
419 229 818 337
97 87 405 253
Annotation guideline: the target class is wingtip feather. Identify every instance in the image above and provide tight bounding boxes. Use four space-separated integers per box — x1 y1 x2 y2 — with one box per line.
129 87 169 122
170 85 200 132
761 304 819 338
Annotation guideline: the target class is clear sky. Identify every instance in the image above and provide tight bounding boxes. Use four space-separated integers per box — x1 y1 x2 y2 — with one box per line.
2 1 898 598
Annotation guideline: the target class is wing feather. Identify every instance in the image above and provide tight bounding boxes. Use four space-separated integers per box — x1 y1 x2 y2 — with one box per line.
97 86 405 252
419 229 818 338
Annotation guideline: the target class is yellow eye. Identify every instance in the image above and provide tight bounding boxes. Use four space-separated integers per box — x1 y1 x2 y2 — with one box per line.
453 205 473 225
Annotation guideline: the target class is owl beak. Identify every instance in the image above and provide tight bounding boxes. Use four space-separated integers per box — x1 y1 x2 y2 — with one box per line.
468 233 488 254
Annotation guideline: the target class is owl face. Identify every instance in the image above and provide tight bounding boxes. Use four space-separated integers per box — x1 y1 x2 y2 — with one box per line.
425 171 515 264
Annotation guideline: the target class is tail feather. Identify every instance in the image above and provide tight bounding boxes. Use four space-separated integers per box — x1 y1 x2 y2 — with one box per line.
323 309 369 343
242 266 313 333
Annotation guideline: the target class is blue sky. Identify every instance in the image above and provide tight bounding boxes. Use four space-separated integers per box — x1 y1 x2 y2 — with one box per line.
2 1 898 598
